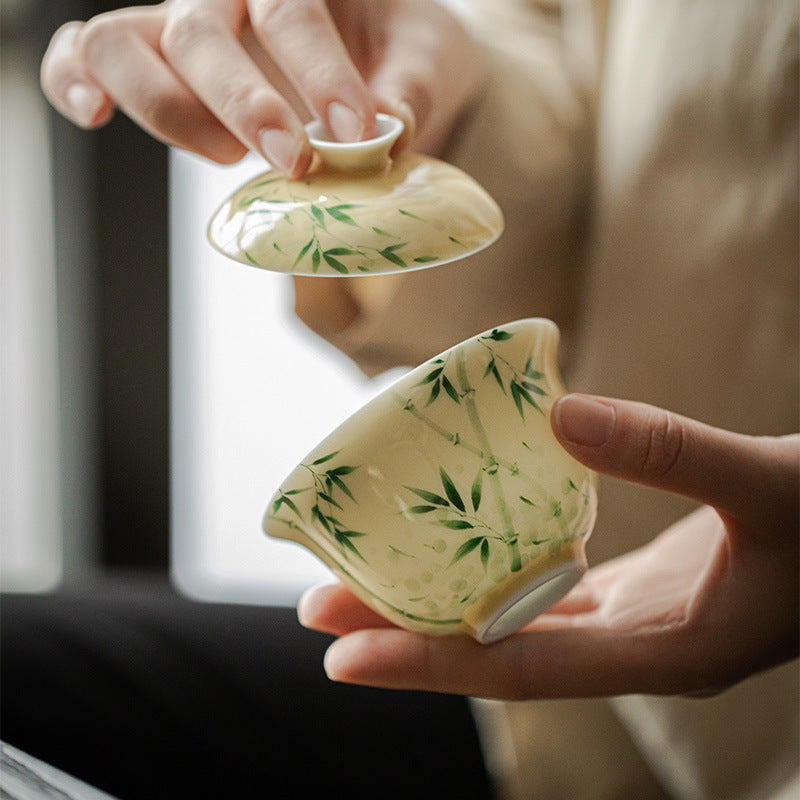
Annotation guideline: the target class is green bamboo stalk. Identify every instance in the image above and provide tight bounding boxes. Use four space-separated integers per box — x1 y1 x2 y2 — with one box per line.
454 352 522 572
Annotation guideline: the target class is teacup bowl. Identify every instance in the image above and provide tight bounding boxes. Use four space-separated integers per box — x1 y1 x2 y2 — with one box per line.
263 319 597 643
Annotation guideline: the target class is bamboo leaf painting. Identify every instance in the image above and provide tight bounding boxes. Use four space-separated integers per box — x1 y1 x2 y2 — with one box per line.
440 468 465 511
379 246 407 268
480 538 490 570
323 252 349 273
407 505 440 514
415 367 444 386
406 487 450 507
442 375 460 403
311 451 340 466
293 239 314 269
450 536 484 565
426 380 441 406
436 519 474 530
471 469 483 512
310 204 325 226
325 205 359 225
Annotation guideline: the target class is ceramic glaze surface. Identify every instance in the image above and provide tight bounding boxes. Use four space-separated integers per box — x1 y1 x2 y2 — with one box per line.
263 319 598 642
207 151 504 275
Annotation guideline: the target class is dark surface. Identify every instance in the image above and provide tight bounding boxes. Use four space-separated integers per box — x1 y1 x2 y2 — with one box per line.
1 574 492 800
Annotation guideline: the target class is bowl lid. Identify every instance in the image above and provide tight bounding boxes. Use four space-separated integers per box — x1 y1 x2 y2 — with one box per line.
207 114 504 276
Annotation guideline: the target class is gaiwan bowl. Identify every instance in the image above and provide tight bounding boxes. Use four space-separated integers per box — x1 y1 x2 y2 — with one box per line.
263 319 598 643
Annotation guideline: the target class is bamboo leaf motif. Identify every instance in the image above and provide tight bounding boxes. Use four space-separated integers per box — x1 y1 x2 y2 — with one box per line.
480 538 490 570
440 468 465 511
310 204 325 226
450 536 484 565
379 246 407 268
325 247 362 257
323 251 349 273
312 505 330 531
407 505 440 514
329 465 357 476
328 476 354 503
413 256 439 263
471 469 483 512
317 491 343 510
490 363 505 393
311 247 321 272
521 380 547 395
510 379 543 418
326 207 357 225
441 374 460 403
406 486 450 506
272 492 301 517
293 238 314 269
436 519 474 530
484 329 513 341
335 531 367 561
426 380 441 406
415 367 444 386
523 358 544 380
311 451 341 466
510 380 525 419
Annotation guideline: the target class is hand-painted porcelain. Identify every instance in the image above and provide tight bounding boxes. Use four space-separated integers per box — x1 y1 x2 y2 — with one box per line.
263 319 598 643
207 114 504 275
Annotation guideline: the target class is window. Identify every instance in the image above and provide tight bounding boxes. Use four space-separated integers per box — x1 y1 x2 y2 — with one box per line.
169 150 406 605
0 17 61 592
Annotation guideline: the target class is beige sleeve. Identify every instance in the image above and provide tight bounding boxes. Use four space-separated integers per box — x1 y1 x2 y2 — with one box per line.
293 1 602 376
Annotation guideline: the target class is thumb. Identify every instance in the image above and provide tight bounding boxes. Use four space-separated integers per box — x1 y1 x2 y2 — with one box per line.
550 394 796 526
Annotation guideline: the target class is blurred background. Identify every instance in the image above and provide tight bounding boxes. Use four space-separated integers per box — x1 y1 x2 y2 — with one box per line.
2 0 170 587
1 0 401 600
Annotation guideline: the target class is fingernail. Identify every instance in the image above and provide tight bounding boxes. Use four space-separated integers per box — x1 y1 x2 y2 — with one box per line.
554 395 616 447
327 101 364 142
323 635 360 681
296 582 333 627
258 128 302 176
66 82 103 125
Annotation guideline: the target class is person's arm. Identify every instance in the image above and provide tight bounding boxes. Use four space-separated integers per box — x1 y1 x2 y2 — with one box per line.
299 394 800 699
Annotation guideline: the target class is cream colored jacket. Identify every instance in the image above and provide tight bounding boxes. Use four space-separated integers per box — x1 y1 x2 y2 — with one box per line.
294 1 799 798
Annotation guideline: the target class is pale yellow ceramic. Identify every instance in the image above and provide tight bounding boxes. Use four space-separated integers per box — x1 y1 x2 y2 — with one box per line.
207 114 504 275
263 319 598 643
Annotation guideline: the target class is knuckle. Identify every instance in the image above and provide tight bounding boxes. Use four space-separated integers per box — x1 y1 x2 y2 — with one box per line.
160 7 222 60
251 0 324 33
80 12 126 66
639 411 687 481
